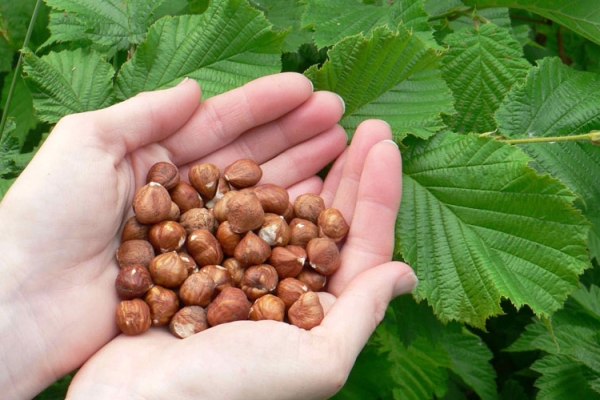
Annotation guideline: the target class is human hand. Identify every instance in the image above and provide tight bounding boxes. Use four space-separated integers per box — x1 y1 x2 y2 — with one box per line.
0 73 362 398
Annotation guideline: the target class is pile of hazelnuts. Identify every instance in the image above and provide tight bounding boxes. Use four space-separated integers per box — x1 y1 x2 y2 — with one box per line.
114 158 349 338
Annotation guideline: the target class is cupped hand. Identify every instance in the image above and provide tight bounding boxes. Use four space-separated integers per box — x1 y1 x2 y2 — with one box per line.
0 73 357 398
65 119 417 400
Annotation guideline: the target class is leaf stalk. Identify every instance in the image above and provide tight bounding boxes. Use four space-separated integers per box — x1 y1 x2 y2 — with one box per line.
495 131 600 145
0 0 43 142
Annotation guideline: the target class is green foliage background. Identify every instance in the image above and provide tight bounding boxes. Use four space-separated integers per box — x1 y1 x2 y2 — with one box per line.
1 0 600 398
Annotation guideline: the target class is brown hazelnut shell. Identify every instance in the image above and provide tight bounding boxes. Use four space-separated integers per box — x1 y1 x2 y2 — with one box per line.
116 298 151 336
115 264 154 299
206 287 251 326
249 294 285 322
288 292 324 330
132 182 173 224
169 306 208 338
146 162 180 190
116 239 155 269
144 285 179 326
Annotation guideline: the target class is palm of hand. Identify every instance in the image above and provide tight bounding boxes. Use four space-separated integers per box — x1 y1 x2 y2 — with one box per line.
0 74 414 399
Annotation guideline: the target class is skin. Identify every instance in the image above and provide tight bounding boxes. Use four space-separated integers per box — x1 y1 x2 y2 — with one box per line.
0 73 417 399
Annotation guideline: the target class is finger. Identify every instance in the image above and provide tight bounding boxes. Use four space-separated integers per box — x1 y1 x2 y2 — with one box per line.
57 78 202 160
287 176 324 203
328 139 402 296
317 262 417 360
321 119 392 220
162 73 315 166
182 91 345 170
258 124 347 188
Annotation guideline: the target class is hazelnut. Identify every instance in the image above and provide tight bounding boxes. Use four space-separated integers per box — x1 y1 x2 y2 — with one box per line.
179 272 216 306
116 239 155 269
296 268 327 292
288 218 318 248
293 193 325 224
189 163 220 200
216 221 243 256
144 285 179 326
169 306 208 339
179 208 216 235
148 252 188 288
224 158 262 188
276 277 309 309
116 298 151 336
234 231 272 266
115 264 154 299
227 191 264 233
120 216 150 243
132 182 173 224
166 201 181 221
200 264 232 293
288 292 324 330
206 287 251 326
204 176 231 208
282 202 294 223
269 245 306 279
257 213 290 247
318 208 349 243
253 184 289 215
249 294 285 322
146 162 180 190
148 220 187 253
186 229 224 266
212 190 236 223
222 257 245 287
169 181 203 213
240 264 279 300
306 237 341 276
178 252 198 274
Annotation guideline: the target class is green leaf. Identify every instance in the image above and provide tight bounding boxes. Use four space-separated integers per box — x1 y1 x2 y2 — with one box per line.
43 0 165 51
2 70 38 147
305 24 454 141
0 178 15 199
251 0 312 52
398 131 591 327
22 47 115 123
495 57 600 261
302 0 432 49
532 354 600 400
464 0 600 47
441 329 498 400
116 0 285 100
441 23 530 133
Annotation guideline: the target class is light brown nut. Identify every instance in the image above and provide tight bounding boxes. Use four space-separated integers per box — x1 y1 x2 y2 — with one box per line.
169 181 203 213
296 268 327 292
269 245 306 279
144 285 179 327
253 184 289 215
224 158 262 188
116 239 155 269
186 229 224 267
115 264 154 299
179 272 216 307
306 237 341 276
200 264 232 293
288 292 324 330
216 221 243 256
241 264 279 301
169 306 208 339
317 208 349 243
116 298 151 336
146 162 180 190
288 218 318 248
206 287 251 326
293 193 325 224
120 216 150 243
132 182 172 224
227 191 265 233
257 213 290 247
148 252 189 288
148 220 187 253
189 163 220 201
222 257 245 288
249 294 285 322
234 231 272 266
276 277 309 309
179 208 216 235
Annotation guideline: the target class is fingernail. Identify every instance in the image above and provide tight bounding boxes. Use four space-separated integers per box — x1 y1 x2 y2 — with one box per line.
381 139 399 149
309 79 314 92
335 93 346 114
177 77 190 86
394 270 418 297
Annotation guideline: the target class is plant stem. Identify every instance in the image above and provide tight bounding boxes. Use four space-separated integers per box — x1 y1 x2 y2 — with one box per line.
0 0 43 143
496 131 600 144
